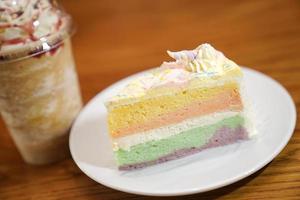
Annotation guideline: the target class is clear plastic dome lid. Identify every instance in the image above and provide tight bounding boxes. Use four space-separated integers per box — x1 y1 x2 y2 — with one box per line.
0 0 74 62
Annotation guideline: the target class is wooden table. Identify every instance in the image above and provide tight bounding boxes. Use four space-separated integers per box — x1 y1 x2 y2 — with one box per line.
1 0 299 199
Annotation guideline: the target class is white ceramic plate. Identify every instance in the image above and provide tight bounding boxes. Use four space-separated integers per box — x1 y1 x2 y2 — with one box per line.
69 67 296 196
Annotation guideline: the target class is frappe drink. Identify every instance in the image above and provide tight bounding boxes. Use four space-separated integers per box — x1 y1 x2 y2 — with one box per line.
0 0 82 164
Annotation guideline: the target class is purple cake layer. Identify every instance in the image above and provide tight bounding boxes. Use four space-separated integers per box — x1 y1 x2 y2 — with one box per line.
119 126 248 170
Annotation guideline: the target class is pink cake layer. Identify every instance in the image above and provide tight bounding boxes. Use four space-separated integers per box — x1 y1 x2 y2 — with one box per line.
113 90 243 138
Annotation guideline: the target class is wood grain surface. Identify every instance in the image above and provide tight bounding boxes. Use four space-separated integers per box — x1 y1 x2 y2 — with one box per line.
1 0 300 199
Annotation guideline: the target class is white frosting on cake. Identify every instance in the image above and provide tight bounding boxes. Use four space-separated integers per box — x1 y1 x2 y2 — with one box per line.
107 44 242 105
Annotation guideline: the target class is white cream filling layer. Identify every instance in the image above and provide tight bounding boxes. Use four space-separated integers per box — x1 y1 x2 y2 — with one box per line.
112 111 241 151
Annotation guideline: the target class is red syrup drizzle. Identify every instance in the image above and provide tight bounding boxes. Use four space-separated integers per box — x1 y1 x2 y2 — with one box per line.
0 1 65 61
4 38 25 45
0 12 64 61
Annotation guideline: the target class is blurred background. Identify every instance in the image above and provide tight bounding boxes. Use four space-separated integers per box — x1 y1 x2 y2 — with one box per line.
61 0 300 102
1 0 299 199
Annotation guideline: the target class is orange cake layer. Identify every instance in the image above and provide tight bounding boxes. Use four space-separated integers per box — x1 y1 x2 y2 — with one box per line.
110 89 243 138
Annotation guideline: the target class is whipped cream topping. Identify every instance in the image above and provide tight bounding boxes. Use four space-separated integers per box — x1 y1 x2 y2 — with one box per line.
0 0 69 54
167 43 239 76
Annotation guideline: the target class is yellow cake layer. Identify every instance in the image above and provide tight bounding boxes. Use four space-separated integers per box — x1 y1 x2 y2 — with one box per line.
107 82 240 134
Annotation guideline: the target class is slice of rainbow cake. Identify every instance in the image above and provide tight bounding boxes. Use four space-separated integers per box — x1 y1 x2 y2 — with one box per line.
105 43 249 170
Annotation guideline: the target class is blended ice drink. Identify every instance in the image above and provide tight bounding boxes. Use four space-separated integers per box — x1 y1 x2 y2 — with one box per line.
0 0 82 164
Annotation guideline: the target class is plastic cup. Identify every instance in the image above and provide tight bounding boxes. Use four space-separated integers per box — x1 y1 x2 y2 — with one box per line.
0 0 82 164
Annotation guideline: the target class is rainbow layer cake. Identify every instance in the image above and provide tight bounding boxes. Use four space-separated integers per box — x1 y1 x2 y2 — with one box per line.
105 43 249 170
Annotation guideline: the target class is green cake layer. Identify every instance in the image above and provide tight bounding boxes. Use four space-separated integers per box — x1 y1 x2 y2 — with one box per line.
115 115 244 166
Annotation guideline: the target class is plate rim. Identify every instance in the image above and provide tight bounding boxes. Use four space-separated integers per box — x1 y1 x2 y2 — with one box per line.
69 67 297 196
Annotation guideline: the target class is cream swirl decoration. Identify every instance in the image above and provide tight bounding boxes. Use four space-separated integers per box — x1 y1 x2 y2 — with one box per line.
167 43 239 76
0 0 65 48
